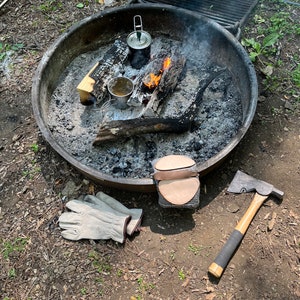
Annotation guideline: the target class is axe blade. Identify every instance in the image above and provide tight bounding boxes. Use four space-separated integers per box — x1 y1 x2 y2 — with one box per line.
227 170 284 199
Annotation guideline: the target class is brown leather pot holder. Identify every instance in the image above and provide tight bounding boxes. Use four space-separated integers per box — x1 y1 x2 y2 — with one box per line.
152 155 200 208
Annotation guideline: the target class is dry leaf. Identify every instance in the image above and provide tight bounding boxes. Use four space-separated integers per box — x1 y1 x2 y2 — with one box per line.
268 212 277 231
205 292 216 300
181 278 190 287
289 210 299 219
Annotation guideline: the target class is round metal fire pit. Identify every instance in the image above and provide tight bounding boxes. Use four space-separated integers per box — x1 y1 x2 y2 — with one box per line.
32 4 257 192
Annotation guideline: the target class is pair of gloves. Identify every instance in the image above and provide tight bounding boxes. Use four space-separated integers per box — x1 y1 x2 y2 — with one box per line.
58 192 143 243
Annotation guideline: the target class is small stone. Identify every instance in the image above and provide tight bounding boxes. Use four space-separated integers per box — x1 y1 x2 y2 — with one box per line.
258 95 266 103
82 179 89 185
65 265 76 273
217 206 223 213
44 197 53 204
61 180 77 196
284 101 293 110
227 202 240 213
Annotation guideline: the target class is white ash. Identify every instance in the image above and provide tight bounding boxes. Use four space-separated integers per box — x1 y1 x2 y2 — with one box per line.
47 35 243 179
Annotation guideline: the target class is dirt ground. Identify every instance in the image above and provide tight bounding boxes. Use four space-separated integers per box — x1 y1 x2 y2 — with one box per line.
0 0 299 299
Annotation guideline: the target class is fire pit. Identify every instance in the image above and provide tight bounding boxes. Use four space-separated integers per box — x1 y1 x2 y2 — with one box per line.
32 4 258 191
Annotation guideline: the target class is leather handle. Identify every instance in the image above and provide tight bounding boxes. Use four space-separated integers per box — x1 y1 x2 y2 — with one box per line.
208 193 268 278
153 170 198 181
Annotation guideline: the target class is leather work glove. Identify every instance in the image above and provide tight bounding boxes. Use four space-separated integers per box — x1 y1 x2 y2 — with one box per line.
83 193 143 236
58 199 131 243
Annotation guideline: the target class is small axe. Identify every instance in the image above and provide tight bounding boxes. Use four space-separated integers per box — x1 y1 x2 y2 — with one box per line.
208 170 284 278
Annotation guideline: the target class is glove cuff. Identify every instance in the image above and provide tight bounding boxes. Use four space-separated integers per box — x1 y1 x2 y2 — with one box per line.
109 214 131 243
126 208 143 235
94 192 143 236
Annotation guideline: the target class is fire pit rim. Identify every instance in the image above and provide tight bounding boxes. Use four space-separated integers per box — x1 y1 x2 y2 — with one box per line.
32 3 258 192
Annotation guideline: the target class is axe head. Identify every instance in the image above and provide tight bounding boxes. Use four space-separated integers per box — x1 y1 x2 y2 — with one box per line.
227 170 284 200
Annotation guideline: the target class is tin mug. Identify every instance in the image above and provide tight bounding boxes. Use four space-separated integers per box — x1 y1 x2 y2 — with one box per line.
107 77 134 110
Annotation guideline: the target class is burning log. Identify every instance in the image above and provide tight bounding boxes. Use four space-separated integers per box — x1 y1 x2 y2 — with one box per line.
129 50 186 117
127 52 169 107
77 40 128 105
93 67 226 144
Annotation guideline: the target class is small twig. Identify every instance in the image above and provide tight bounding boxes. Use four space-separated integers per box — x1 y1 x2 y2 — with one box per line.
0 0 9 9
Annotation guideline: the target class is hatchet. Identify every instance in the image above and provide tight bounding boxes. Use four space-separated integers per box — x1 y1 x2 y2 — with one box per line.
208 170 284 278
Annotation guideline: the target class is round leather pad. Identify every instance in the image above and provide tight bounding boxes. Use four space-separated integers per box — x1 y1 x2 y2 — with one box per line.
154 155 196 171
158 177 200 205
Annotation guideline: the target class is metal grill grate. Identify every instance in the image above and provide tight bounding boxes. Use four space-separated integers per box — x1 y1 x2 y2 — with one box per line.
145 0 258 28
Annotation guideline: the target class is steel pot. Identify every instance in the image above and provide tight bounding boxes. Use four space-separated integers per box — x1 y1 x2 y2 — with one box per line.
127 15 152 69
32 3 257 191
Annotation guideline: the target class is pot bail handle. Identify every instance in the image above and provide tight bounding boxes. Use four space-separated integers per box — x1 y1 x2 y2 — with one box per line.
133 15 143 41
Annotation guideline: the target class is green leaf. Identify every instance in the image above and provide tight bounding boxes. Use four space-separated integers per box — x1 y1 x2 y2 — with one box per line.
249 52 259 62
252 41 261 52
263 33 280 48
242 38 255 47
11 43 24 51
76 3 84 8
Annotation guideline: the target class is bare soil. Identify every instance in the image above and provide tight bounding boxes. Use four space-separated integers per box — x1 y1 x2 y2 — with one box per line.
0 1 299 299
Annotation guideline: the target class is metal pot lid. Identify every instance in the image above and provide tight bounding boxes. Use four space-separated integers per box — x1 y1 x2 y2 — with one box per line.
127 30 152 49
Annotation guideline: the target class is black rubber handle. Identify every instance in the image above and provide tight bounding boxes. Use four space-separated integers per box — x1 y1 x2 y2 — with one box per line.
208 229 244 278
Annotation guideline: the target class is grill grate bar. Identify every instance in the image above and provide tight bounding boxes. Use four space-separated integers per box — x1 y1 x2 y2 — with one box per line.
145 0 258 28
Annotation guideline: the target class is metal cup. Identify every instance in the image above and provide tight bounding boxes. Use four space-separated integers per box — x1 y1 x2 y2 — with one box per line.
107 77 134 109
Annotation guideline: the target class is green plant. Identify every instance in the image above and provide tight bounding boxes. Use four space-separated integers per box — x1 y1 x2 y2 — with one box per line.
8 268 16 278
38 0 62 12
22 161 41 179
178 269 186 280
170 250 175 261
80 287 87 295
188 243 202 255
88 250 112 274
241 33 280 62
30 143 39 153
76 3 84 8
137 277 155 293
0 42 24 61
188 243 212 256
292 64 300 88
1 237 29 259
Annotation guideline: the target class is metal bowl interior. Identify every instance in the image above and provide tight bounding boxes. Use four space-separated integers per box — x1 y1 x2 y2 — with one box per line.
32 3 257 192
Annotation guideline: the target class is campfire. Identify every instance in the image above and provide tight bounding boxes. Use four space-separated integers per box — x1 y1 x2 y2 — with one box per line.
76 16 195 144
47 11 246 182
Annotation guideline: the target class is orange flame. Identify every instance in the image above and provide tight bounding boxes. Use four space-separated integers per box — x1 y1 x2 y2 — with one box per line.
144 72 162 89
163 57 171 70
144 57 171 89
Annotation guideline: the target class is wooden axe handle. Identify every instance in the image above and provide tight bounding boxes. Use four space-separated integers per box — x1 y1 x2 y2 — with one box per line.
208 193 268 278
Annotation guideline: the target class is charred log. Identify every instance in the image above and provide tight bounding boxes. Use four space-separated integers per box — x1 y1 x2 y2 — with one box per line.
93 117 190 144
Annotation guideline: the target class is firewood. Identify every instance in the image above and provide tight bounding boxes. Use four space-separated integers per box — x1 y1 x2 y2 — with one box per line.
128 54 167 108
77 39 128 105
136 49 186 117
93 67 226 144
93 117 190 144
